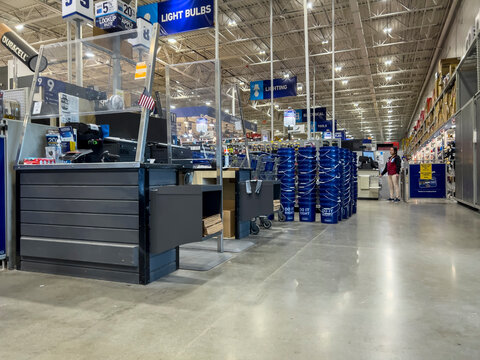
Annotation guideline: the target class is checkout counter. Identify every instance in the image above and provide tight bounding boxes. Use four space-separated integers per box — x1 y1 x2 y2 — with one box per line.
357 152 380 199
14 29 224 284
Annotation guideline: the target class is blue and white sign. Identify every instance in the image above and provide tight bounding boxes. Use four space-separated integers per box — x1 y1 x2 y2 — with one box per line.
37 77 107 105
284 109 296 127
334 130 346 140
128 18 153 49
62 0 94 22
138 0 214 36
95 0 136 31
196 117 208 133
250 77 297 100
409 164 446 198
295 107 327 124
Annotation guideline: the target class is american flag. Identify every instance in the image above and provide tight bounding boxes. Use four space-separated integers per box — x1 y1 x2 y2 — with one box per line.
138 88 155 111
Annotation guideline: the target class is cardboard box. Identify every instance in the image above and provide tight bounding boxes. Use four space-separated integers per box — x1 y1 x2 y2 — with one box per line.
223 210 235 238
204 222 223 236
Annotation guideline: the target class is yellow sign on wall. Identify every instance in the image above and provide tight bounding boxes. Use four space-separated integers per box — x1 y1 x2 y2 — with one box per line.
420 163 432 180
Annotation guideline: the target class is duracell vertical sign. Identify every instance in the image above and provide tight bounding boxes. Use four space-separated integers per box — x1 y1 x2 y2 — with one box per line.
0 23 47 72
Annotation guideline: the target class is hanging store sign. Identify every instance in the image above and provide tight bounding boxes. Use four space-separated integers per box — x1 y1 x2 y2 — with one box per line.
283 109 296 127
128 18 153 50
0 24 47 72
250 77 297 100
95 0 137 31
334 131 346 140
137 0 214 36
62 0 94 22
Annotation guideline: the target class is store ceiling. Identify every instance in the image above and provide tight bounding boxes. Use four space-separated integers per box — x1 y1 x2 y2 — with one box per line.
0 0 453 142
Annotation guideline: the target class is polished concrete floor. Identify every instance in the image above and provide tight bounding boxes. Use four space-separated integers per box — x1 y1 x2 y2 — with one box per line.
1 200 480 359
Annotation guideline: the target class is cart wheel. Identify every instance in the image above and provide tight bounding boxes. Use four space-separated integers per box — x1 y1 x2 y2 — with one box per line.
262 219 272 229
250 221 260 235
278 212 286 222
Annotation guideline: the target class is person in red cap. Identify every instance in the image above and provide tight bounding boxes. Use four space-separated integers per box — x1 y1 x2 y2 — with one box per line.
380 147 401 202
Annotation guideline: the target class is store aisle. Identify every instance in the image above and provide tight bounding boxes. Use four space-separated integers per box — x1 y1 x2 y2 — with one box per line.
1 201 480 360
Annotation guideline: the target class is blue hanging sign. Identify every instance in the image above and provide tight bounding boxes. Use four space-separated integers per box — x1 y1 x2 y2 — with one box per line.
137 0 214 36
250 77 297 100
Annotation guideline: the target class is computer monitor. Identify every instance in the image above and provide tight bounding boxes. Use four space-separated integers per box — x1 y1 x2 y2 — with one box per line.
363 151 375 160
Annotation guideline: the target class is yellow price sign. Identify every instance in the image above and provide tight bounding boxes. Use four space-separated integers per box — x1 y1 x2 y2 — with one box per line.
420 163 432 180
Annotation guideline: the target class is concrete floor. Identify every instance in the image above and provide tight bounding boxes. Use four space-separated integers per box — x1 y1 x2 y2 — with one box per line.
1 200 480 359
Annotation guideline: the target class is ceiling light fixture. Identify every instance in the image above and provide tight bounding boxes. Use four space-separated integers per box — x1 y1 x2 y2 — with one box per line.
342 80 348 85
322 40 329 44
385 76 392 81
168 38 177 44
383 27 392 34
170 105 176 109
15 24 24 31
259 50 266 55
206 101 211 106
85 52 95 58
385 59 393 66
228 20 237 27
388 110 393 113
335 66 342 72
283 73 290 79
354 103 359 107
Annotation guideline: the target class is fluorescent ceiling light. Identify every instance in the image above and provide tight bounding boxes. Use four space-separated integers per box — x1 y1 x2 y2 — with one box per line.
335 66 342 72
228 20 237 27
85 52 95 58
388 110 393 113
322 40 329 44
383 27 392 33
206 101 211 106
386 99 392 105
259 50 266 55
354 103 359 107
170 105 176 109
168 38 177 44
239 81 245 86
384 59 393 66
342 80 348 85
307 2 313 9
385 76 392 81
275 104 279 108
15 24 24 31
283 73 290 79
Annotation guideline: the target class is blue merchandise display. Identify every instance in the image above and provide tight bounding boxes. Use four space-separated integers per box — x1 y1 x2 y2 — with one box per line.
318 147 341 224
297 147 317 222
278 148 296 221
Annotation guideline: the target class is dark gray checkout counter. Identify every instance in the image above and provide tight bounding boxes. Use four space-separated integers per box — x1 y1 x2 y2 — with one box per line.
15 163 222 284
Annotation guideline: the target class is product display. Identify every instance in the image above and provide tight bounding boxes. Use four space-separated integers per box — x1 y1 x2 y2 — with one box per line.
277 147 296 221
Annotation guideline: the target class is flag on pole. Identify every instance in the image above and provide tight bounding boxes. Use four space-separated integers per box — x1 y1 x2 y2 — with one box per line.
139 88 155 111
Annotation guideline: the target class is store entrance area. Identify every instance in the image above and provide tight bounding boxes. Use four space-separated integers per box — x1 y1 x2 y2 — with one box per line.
1 200 479 359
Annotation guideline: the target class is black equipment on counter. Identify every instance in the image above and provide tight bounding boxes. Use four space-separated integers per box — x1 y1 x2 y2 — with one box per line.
359 156 378 170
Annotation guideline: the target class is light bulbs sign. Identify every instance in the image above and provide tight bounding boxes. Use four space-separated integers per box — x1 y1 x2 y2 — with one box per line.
250 77 297 100
137 0 214 36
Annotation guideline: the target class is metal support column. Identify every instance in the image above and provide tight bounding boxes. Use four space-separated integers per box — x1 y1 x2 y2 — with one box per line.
304 0 311 139
67 21 72 83
165 66 172 164
331 0 335 136
214 0 224 253
313 65 316 137
112 37 122 93
270 0 274 141
135 24 160 162
74 20 83 87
